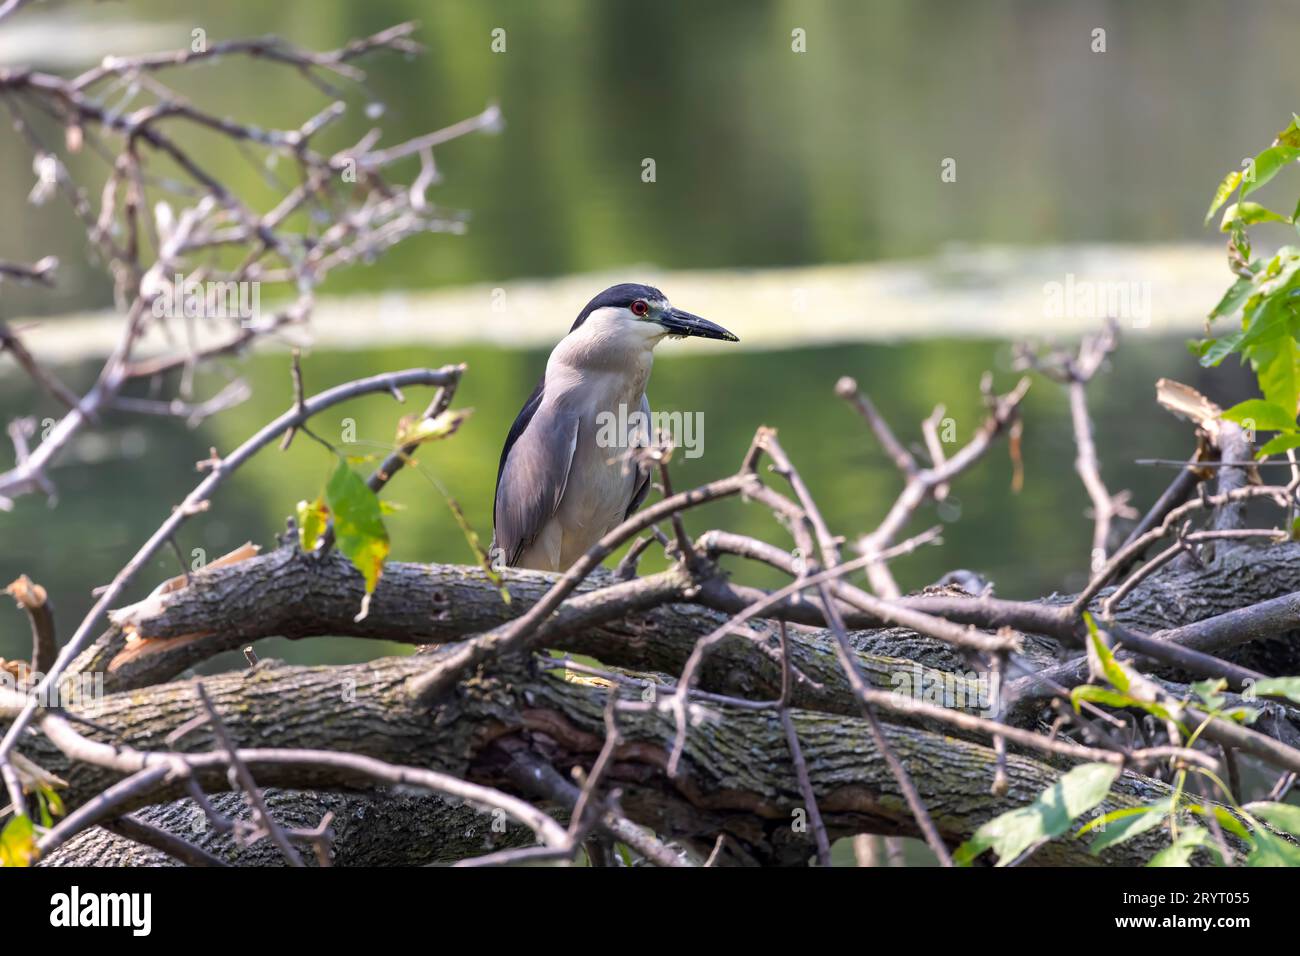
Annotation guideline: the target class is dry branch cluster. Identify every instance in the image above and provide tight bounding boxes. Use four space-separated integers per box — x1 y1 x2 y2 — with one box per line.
4 17 1300 869
0 19 499 508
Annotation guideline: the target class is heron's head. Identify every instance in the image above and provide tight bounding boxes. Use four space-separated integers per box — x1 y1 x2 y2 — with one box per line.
570 283 738 347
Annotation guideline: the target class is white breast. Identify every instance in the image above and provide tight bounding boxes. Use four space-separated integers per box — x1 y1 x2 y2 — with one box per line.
533 314 658 570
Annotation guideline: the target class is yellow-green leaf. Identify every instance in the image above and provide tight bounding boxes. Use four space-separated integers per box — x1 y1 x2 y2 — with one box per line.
1258 433 1300 458
1070 684 1176 723
1241 145 1300 199
1206 169 1243 224
395 408 474 448
296 495 329 553
0 815 36 867
1187 804 1252 841
1278 116 1300 150
1219 201 1289 232
1084 614 1130 693
325 460 390 595
38 781 64 821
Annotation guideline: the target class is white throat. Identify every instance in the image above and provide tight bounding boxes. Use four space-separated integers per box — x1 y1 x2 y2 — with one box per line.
544 306 665 419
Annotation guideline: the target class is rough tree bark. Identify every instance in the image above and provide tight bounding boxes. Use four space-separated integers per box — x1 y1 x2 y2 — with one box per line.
17 535 1300 867
41 789 524 867
20 649 1178 866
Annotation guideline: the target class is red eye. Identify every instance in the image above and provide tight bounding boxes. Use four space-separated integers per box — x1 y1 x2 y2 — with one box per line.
630 300 649 316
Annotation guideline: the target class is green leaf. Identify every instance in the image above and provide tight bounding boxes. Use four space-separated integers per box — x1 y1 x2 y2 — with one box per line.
0 814 35 868
1264 246 1300 278
34 791 51 829
324 460 390 596
1245 829 1300 866
1217 705 1262 724
296 495 329 553
1219 201 1288 232
1206 169 1243 224
1147 825 1211 867
1190 678 1228 710
1188 804 1252 841
1221 398 1297 432
1241 145 1300 199
954 762 1120 866
37 782 64 821
1084 614 1130 693
1251 336 1300 417
1083 799 1172 855
394 407 474 448
1243 801 1300 838
1209 275 1256 322
1070 685 1177 723
1258 433 1300 457
1238 296 1300 351
1195 330 1247 367
1233 254 1300 358
1278 116 1300 150
1249 675 1300 705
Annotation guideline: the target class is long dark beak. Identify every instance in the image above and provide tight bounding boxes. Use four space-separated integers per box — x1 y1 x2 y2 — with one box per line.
659 307 739 342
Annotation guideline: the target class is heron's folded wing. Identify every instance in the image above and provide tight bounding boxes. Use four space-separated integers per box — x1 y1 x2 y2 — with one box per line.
493 402 580 567
624 393 652 520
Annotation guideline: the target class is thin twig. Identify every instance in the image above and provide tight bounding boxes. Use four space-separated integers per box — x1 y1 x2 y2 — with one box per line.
0 367 463 809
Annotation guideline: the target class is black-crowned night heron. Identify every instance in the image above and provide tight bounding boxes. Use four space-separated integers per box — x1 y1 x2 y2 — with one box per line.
492 283 738 572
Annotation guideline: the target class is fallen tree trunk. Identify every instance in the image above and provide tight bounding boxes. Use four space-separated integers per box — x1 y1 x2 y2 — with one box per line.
75 540 1300 697
23 537 1300 867
21 653 1182 866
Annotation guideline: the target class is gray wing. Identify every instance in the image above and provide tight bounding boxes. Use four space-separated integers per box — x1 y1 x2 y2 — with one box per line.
493 400 580 567
624 393 652 520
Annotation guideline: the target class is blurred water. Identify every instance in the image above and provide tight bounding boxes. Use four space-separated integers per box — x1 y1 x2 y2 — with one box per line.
3 0 1300 320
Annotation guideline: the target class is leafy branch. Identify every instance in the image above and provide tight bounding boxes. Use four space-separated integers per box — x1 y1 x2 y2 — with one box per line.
960 623 1300 867
1197 115 1300 457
